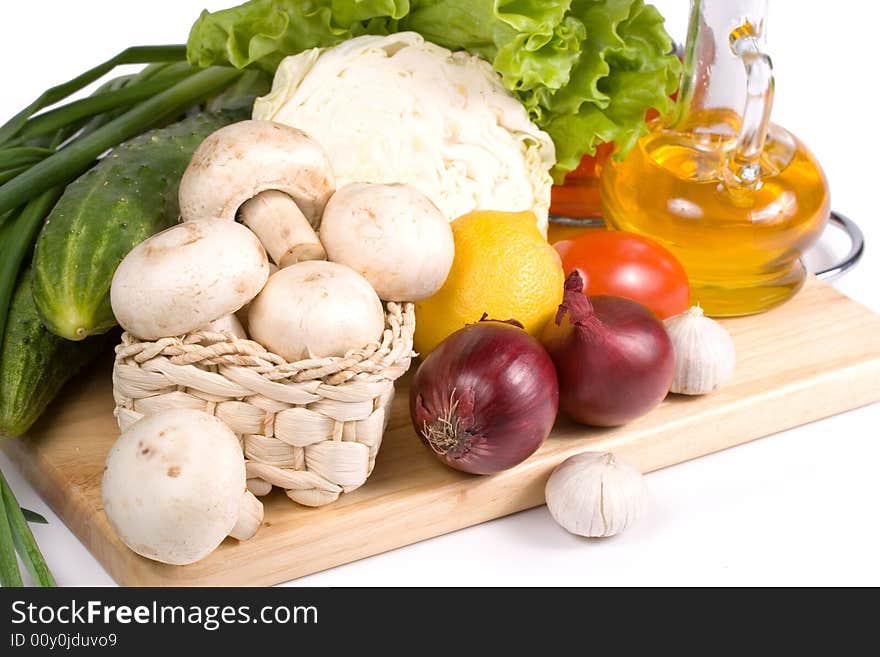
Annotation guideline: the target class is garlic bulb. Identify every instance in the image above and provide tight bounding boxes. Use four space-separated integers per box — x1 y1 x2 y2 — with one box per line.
664 306 736 395
545 452 647 538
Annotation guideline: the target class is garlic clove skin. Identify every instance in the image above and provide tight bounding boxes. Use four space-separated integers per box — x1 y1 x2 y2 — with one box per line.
545 452 647 538
664 306 736 396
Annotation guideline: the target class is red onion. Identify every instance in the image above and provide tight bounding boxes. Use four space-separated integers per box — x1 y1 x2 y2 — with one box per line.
542 272 674 427
410 317 559 475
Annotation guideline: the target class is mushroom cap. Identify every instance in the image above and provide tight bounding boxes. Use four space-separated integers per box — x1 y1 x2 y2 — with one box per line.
320 182 454 301
110 220 270 340
178 120 335 227
101 409 247 565
247 261 385 361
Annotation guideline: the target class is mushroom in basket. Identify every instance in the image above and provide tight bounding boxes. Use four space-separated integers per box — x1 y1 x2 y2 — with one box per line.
178 119 334 268
110 219 269 341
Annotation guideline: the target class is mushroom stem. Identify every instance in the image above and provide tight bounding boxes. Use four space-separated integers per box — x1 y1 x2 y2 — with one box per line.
229 490 264 541
239 190 326 268
247 478 273 497
201 314 247 340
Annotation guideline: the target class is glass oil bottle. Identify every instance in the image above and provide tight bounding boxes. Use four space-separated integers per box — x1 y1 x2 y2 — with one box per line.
600 0 830 316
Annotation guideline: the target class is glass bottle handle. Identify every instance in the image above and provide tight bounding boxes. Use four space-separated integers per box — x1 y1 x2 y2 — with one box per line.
727 24 774 187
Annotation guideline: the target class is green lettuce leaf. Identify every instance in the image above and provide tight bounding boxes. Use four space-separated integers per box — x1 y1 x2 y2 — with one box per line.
186 0 680 177
187 0 409 71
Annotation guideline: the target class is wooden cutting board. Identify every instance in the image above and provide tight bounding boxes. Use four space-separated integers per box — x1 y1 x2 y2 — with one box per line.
3 276 880 586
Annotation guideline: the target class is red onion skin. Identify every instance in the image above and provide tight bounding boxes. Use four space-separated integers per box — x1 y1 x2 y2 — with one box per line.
410 320 559 475
542 274 674 427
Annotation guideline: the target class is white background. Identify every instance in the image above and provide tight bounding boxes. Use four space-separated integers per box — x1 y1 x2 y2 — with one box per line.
1 1 878 586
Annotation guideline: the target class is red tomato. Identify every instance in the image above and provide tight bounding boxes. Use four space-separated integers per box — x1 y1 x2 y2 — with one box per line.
553 230 690 319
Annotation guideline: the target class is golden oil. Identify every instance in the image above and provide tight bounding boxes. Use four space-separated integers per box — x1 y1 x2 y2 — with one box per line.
601 113 829 316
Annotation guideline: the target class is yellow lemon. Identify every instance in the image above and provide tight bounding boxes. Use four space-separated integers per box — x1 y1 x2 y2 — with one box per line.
414 210 564 356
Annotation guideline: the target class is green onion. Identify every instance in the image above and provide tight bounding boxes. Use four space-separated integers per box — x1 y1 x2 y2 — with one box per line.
0 66 184 152
39 73 145 150
134 61 196 84
15 71 195 143
0 147 54 170
12 62 198 149
125 61 174 83
62 64 199 146
1 468 55 587
0 481 21 586
0 44 187 146
0 167 28 185
21 508 48 525
0 66 241 218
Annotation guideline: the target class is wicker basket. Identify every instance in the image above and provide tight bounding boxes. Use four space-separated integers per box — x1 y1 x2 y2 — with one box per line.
112 302 414 507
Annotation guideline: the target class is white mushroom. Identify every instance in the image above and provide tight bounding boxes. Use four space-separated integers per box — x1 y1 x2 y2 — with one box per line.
201 314 247 340
102 409 263 565
110 220 269 340
179 120 333 266
238 190 326 267
320 182 455 301
247 261 385 361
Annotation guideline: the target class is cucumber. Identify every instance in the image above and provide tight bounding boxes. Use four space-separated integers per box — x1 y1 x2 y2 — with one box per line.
32 109 247 340
0 271 112 438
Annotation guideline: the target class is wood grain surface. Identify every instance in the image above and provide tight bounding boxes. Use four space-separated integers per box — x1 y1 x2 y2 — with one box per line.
3 276 880 586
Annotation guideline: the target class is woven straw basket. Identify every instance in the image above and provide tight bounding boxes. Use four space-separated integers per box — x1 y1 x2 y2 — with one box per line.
112 302 415 507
